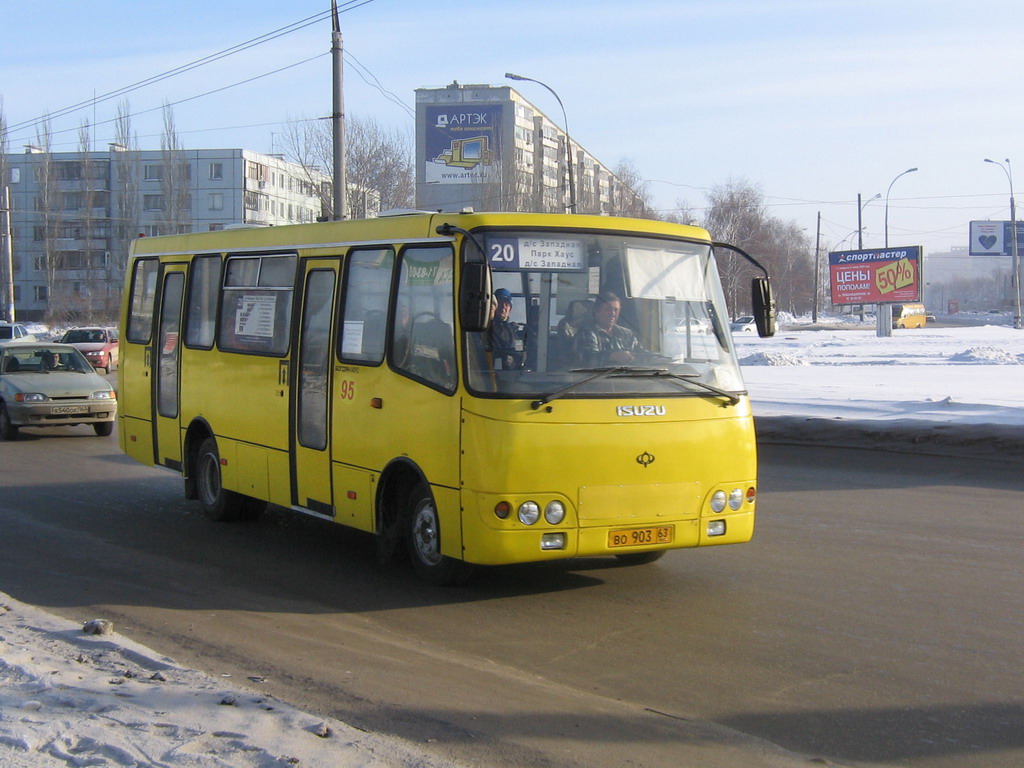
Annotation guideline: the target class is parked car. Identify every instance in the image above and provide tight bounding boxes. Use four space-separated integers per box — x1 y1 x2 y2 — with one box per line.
0 322 37 344
730 315 757 333
0 342 117 439
59 327 119 373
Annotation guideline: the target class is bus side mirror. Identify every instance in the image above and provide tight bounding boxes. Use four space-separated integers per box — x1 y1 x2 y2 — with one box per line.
752 276 776 338
460 262 493 333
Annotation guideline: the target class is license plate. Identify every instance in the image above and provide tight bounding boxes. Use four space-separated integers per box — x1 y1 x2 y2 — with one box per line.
51 405 88 415
608 525 674 548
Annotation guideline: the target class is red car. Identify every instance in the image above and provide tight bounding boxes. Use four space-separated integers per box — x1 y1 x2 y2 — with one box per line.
59 327 120 373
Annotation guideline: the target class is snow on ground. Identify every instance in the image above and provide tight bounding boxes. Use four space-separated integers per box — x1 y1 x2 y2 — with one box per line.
0 593 458 768
2 314 1021 768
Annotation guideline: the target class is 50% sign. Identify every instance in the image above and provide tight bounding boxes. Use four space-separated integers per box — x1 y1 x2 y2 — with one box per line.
875 257 916 295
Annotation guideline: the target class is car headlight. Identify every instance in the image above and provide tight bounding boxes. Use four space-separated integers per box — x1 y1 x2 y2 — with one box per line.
544 500 566 525
91 390 115 400
15 392 46 403
518 501 540 525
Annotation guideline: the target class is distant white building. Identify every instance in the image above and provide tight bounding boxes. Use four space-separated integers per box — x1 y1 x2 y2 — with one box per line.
2 147 334 321
923 245 1013 312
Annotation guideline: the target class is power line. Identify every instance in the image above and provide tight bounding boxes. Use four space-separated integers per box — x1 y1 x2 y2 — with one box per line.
6 1 375 138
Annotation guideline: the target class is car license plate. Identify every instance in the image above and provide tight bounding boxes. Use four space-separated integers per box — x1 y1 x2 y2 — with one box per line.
608 525 674 548
51 405 88 415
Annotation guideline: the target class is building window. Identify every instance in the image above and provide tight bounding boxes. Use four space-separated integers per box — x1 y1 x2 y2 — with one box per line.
143 194 165 211
144 164 164 181
9 168 20 184
209 162 223 180
34 285 48 302
209 192 224 211
209 223 224 231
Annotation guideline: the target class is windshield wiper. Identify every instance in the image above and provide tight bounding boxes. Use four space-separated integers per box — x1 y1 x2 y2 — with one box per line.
531 366 658 409
647 370 741 405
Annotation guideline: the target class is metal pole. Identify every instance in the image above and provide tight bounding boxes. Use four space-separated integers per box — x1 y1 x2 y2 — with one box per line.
1 187 14 322
331 1 346 221
813 211 821 323
985 158 1022 329
505 73 576 213
880 168 918 337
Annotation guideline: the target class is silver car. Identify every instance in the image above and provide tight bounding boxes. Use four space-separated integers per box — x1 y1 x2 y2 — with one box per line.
0 342 117 439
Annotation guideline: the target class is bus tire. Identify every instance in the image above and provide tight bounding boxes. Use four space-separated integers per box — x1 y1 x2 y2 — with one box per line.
614 550 666 566
0 402 19 441
195 436 244 521
405 484 473 586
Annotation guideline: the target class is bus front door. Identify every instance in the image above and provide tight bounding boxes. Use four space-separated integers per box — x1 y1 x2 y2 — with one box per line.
153 265 187 470
291 261 338 516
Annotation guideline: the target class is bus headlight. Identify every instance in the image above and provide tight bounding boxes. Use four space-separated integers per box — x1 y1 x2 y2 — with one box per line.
544 500 565 525
518 501 540 525
728 488 744 510
710 490 727 513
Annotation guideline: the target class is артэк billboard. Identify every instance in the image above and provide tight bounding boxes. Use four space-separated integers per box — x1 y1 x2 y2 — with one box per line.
828 246 922 305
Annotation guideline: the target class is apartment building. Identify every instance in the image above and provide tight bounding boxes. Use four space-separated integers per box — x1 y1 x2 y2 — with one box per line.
1 147 332 321
415 82 644 216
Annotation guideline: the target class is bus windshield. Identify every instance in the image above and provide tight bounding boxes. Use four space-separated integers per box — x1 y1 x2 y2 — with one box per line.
466 230 744 399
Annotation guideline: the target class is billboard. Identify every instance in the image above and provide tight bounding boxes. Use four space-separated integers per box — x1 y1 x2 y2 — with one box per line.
828 246 922 305
969 220 1023 256
424 104 502 185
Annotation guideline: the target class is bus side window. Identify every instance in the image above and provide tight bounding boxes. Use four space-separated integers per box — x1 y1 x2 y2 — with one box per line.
339 248 395 365
392 245 455 392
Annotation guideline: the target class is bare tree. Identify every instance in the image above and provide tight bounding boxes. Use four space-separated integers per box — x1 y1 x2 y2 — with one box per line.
607 158 655 219
160 103 191 235
0 99 11 321
111 100 140 299
281 114 413 219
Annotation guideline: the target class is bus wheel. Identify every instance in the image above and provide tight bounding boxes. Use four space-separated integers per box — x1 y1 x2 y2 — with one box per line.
0 403 19 441
614 551 666 566
405 484 473 586
195 436 244 521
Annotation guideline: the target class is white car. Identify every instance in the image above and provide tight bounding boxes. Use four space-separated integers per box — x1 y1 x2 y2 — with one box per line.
0 322 37 343
730 316 757 333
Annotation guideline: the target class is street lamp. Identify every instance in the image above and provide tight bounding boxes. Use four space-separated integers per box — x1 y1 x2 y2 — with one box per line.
858 192 881 249
880 168 917 337
984 158 1022 330
884 167 917 248
505 72 576 212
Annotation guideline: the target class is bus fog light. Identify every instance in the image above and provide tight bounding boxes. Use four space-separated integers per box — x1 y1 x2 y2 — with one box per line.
518 501 540 525
540 533 566 550
710 490 727 513
728 488 744 510
544 500 565 525
707 520 727 537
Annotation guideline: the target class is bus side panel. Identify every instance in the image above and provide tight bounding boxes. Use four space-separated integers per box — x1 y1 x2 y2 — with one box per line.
332 464 376 532
120 415 155 467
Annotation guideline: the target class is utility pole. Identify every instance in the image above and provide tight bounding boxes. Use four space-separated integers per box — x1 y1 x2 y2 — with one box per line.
1 187 13 322
813 211 821 323
331 0 346 221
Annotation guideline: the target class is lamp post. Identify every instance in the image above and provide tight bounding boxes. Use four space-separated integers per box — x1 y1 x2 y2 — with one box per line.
858 192 881 249
505 72 576 213
984 158 1022 330
884 167 917 248
879 168 918 336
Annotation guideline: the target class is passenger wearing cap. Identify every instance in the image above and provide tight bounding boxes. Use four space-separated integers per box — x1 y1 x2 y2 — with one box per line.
489 289 522 370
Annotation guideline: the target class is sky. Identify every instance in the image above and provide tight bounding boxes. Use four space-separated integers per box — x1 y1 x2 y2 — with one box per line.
2 317 1021 765
2 0 1023 257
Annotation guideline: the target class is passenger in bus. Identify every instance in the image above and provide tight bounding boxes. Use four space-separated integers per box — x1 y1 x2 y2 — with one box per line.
489 288 522 370
572 291 644 367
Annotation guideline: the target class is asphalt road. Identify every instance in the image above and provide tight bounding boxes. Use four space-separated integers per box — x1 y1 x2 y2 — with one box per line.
0 424 1021 768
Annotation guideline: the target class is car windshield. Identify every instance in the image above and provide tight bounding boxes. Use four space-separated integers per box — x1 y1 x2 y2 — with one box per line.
62 329 107 343
2 346 94 374
464 230 744 399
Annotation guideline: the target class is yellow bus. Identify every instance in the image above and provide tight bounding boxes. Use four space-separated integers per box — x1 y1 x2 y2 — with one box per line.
119 211 775 583
891 303 928 328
